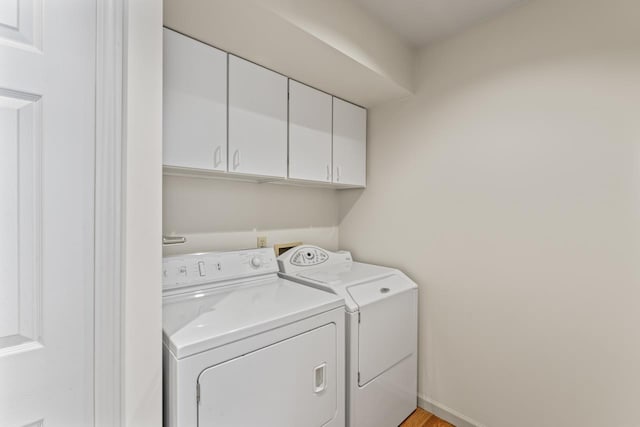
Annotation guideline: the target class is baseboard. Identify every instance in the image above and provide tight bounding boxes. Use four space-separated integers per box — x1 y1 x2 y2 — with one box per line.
418 395 487 427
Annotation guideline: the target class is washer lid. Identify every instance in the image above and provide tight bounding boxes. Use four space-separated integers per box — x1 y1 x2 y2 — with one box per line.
298 262 393 287
162 276 343 359
289 262 416 312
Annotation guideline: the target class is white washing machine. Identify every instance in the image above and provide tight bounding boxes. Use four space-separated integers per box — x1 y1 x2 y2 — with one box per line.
163 248 346 427
278 246 418 427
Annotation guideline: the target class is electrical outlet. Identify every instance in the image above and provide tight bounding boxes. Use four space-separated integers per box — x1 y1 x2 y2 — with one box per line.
257 236 267 248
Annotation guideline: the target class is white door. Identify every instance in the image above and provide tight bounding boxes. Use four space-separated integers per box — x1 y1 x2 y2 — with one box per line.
228 55 287 178
332 98 367 187
0 1 96 426
198 323 337 427
163 28 227 171
288 80 332 182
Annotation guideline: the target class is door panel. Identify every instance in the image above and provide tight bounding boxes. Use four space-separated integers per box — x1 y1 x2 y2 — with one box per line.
0 91 41 350
163 28 227 171
332 98 366 187
288 80 332 182
358 291 416 385
198 324 337 427
228 55 287 178
0 1 96 425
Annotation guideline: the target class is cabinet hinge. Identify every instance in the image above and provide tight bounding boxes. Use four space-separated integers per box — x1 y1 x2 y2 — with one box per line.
357 372 360 383
196 383 200 405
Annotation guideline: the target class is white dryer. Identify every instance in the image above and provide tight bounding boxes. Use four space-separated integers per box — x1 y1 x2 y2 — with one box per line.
278 246 418 427
163 248 346 427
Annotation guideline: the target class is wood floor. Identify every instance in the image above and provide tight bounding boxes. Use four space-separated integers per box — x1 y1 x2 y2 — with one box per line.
400 408 455 427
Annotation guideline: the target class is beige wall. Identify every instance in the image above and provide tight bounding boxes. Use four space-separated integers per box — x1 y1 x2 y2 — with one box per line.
258 0 415 92
124 0 163 425
163 176 340 255
339 0 640 425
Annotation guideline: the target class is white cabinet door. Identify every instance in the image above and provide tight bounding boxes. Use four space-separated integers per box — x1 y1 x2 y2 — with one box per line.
163 28 227 171
289 80 332 182
332 98 367 187
0 0 96 425
228 55 287 178
198 323 337 427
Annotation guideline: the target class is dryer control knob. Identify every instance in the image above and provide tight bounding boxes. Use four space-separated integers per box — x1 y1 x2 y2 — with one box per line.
250 257 262 268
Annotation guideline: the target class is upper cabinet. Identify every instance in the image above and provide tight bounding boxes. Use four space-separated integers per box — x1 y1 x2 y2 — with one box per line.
332 98 367 187
163 28 227 171
162 29 366 188
288 80 333 183
228 55 288 178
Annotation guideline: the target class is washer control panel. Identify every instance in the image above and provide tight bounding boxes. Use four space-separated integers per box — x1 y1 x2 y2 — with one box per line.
278 245 352 274
163 248 277 291
290 247 329 266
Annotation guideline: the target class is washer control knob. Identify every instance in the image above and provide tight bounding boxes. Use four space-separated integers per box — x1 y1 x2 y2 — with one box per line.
251 257 262 268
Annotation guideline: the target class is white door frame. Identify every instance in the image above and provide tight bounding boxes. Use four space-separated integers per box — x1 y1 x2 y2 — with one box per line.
95 0 125 425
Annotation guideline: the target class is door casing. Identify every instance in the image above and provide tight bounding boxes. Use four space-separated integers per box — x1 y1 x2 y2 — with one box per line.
95 0 125 425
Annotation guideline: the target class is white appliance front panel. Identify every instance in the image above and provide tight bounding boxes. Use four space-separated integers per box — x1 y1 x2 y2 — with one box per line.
351 349 418 427
198 323 338 427
358 289 417 385
163 308 345 427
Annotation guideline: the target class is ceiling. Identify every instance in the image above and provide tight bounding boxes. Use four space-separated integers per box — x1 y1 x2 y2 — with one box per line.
350 0 527 47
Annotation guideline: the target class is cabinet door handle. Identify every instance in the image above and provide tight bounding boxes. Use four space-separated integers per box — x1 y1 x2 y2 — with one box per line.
214 146 222 168
336 166 341 182
233 150 240 170
326 165 330 181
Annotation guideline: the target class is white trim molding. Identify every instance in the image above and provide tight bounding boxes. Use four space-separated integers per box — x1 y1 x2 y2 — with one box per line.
418 394 487 427
94 0 125 425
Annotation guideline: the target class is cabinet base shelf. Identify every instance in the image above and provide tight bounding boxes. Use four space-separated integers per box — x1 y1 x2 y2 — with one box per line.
163 166 365 189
